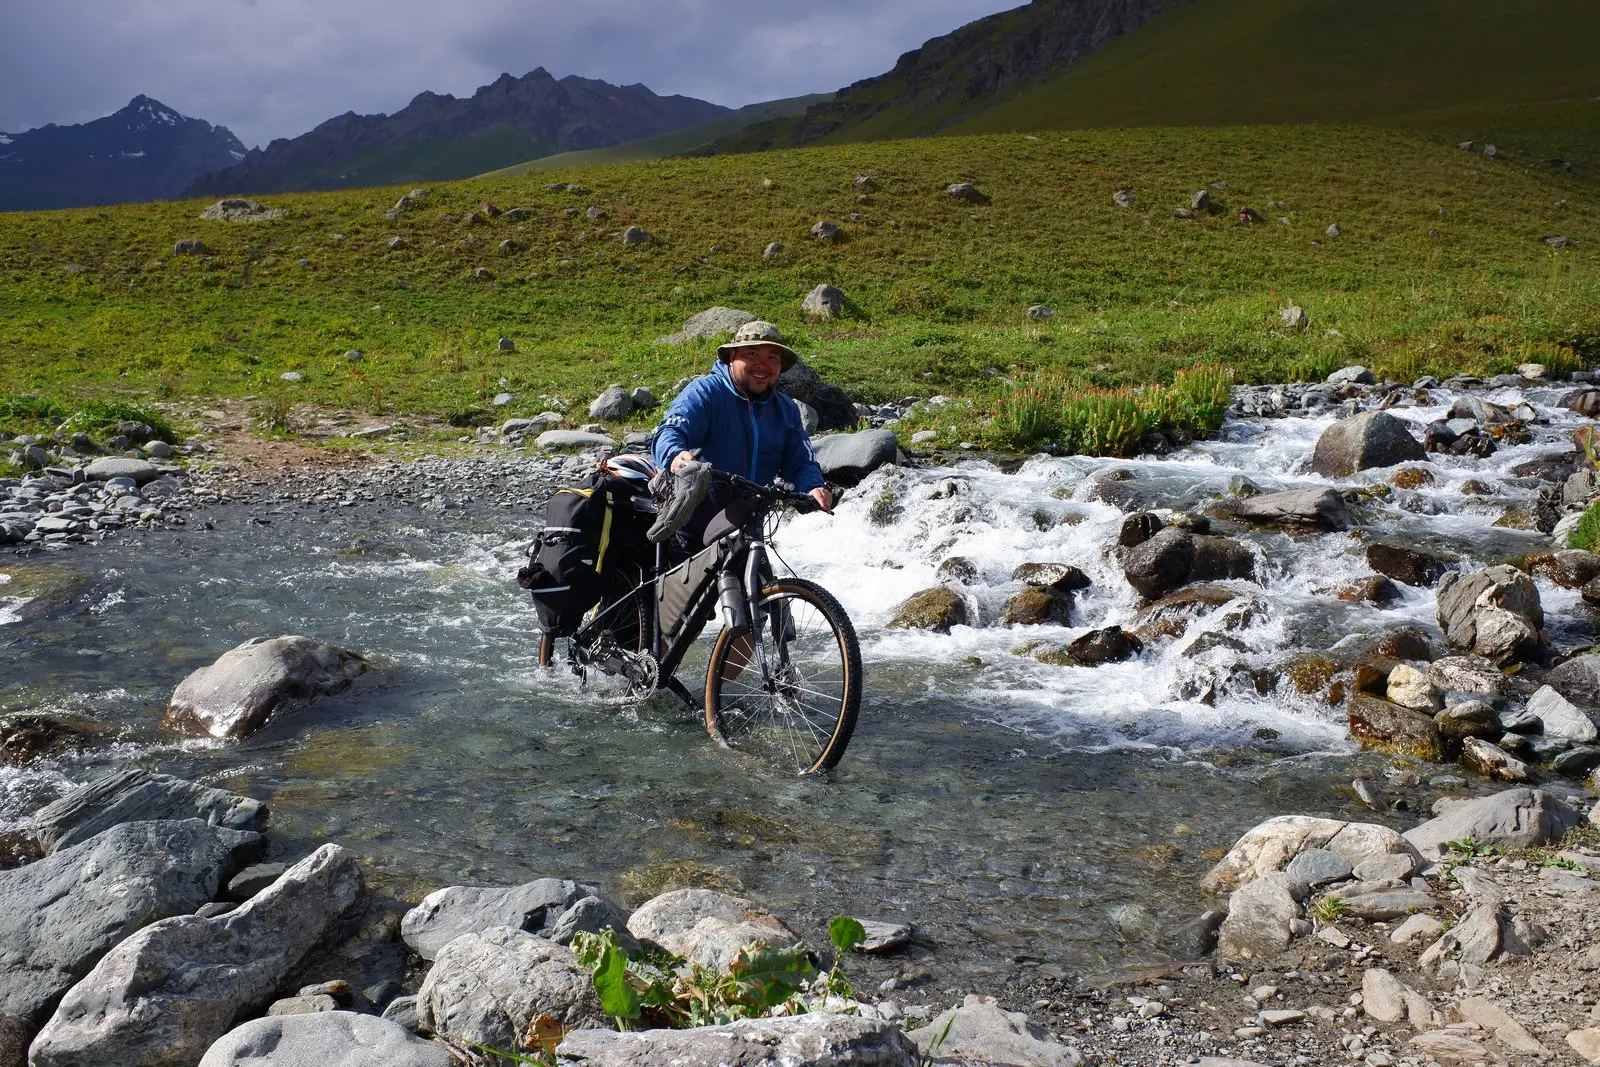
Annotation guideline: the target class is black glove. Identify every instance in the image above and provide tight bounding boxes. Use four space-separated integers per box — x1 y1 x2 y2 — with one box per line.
647 460 711 543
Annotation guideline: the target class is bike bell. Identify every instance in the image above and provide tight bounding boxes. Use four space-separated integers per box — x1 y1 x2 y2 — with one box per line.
717 571 749 631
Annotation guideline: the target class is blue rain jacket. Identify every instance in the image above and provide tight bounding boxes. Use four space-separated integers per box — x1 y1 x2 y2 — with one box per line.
653 361 825 492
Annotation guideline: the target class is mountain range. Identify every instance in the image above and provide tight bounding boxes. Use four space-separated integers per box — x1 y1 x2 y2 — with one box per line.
186 69 731 197
0 95 246 212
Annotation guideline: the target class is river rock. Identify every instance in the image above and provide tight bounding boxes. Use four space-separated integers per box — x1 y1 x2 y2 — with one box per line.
1202 816 1420 893
1404 788 1580 860
1309 412 1426 477
1387 664 1440 711
888 587 968 632
1527 685 1598 743
1436 566 1545 665
1362 969 1438 1027
1119 512 1163 548
564 1013 918 1066
801 283 845 323
1122 528 1256 601
1546 654 1600 707
656 307 756 344
1348 694 1445 760
908 994 1077 1066
626 888 800 973
587 387 634 421
1428 656 1506 696
1336 882 1436 920
416 926 602 1050
1461 737 1530 781
401 878 605 961
1213 488 1350 531
1436 701 1502 741
778 359 857 431
30 843 364 1067
27 768 266 853
83 457 160 485
548 895 635 948
1217 872 1300 960
0 820 259 1060
0 714 109 766
1283 849 1352 891
1062 626 1142 666
813 429 898 486
1529 550 1600 588
1366 542 1455 587
166 635 368 740
537 430 617 450
197 1011 453 1067
1003 588 1071 625
1012 563 1091 592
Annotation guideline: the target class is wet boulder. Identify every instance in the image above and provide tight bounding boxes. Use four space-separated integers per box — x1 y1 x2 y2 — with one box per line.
1460 737 1530 781
1428 655 1507 697
1435 701 1502 741
1386 664 1441 711
1348 694 1445 761
1011 562 1091 592
1525 549 1600 588
1335 575 1402 605
888 587 968 632
401 878 618 961
1366 542 1455 587
30 844 363 1067
1001 588 1071 626
1403 787 1580 861
0 713 111 766
1061 626 1142 666
1547 654 1600 706
0 821 260 1062
934 557 979 584
812 428 898 487
1526 685 1598 743
1122 527 1256 601
1212 487 1350 531
166 635 369 740
566 1014 919 1067
27 768 266 854
626 888 800 973
1118 511 1163 548
416 927 603 1050
197 1012 453 1067
1436 566 1545 665
907 995 1077 1066
1310 412 1426 477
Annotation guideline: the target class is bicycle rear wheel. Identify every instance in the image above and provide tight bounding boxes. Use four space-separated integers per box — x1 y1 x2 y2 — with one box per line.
704 578 861 774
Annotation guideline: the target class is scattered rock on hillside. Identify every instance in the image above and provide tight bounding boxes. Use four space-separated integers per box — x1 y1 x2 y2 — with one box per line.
1026 304 1054 320
622 225 650 245
588 386 634 421
1309 412 1426 477
201 199 284 222
173 238 209 255
763 241 783 260
810 220 839 241
946 182 986 202
656 306 756 345
1279 305 1309 331
1327 365 1374 386
1190 189 1210 212
536 430 616 451
777 360 857 430
802 283 845 323
387 236 406 250
1325 223 1343 239
1112 189 1135 209
165 635 368 740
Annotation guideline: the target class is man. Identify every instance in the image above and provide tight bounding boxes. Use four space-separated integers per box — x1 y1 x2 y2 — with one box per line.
652 320 832 546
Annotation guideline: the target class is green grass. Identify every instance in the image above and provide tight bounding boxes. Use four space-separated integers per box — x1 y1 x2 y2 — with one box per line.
483 95 832 177
0 124 1596 440
1569 500 1600 551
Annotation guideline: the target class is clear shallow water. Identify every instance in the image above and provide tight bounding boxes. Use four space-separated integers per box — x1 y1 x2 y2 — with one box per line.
0 381 1590 987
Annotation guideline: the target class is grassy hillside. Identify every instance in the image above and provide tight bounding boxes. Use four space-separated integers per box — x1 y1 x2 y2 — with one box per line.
275 126 557 190
0 125 1595 446
484 95 832 177
956 0 1600 168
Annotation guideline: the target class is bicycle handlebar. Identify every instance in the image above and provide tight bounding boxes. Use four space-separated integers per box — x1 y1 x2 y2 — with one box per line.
709 469 822 514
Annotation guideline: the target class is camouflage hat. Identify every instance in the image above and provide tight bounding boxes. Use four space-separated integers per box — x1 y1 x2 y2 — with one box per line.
716 320 798 372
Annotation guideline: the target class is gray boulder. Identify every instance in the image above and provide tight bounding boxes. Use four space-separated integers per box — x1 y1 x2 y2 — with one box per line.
626 888 800 973
1122 527 1256 601
536 430 617 451
621 226 650 245
1527 685 1598 743
1217 872 1300 960
197 1011 453 1067
83 457 159 485
763 242 784 260
166 635 368 740
1403 788 1580 860
1348 694 1444 761
30 844 364 1067
587 387 634 422
946 182 986 202
1546 654 1600 707
1327 365 1375 386
1436 566 1545 665
561 1013 918 1066
888 587 969 633
416 926 602 1051
1202 816 1419 893
655 307 757 345
907 994 1079 1065
27 768 266 853
1283 849 1353 890
173 238 210 255
813 429 898 487
629 387 655 410
810 219 840 241
1428 655 1507 696
778 360 857 431
1309 412 1426 477
0 821 259 1059
401 878 605 961
1214 488 1349 531
801 284 845 323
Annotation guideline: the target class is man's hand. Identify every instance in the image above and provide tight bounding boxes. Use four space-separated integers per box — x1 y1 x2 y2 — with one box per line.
671 450 697 473
808 486 833 514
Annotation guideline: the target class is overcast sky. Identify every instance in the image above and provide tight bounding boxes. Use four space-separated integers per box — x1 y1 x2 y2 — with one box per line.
0 0 1019 148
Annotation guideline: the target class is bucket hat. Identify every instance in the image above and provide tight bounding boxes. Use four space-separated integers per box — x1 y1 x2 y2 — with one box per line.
716 320 798 372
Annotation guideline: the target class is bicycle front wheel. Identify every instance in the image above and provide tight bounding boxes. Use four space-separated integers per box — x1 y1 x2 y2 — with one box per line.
704 578 862 775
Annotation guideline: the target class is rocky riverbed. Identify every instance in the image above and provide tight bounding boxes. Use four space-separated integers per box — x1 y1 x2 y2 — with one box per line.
9 362 1600 1063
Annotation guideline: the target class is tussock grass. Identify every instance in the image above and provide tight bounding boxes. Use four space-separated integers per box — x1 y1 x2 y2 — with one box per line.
0 125 1595 440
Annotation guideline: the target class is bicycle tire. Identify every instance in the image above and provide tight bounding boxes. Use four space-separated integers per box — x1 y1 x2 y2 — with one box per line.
538 631 557 667
704 577 862 775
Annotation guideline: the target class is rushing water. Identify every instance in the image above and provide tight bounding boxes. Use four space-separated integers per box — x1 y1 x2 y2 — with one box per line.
0 378 1590 989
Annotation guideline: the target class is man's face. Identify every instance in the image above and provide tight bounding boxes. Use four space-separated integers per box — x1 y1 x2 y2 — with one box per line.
727 345 785 397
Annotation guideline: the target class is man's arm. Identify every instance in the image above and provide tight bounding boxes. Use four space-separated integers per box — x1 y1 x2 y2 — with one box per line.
777 400 829 511
652 381 713 472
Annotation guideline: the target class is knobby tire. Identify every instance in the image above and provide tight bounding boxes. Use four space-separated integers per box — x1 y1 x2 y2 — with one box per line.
703 577 862 775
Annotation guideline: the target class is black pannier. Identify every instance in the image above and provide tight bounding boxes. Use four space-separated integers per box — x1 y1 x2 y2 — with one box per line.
517 466 656 636
656 540 730 650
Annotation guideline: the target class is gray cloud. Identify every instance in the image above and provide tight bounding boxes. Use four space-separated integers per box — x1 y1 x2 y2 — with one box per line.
0 0 1016 147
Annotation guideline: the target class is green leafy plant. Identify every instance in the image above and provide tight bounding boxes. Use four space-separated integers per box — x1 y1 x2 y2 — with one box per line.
1570 500 1600 551
1309 895 1348 923
1544 856 1584 871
